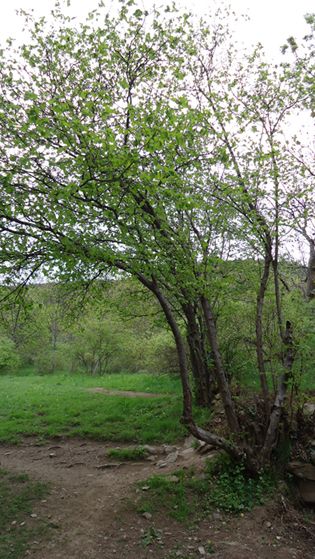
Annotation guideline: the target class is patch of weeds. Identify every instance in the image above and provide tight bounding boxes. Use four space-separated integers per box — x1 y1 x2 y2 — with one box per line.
108 446 147 461
137 457 278 523
0 468 51 559
140 526 159 547
203 453 277 513
205 541 216 554
8 474 29 484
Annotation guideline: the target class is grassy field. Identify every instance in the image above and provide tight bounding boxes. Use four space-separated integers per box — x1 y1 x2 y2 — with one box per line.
0 369 211 445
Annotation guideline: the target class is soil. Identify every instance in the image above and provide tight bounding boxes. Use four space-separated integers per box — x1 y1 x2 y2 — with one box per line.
85 388 168 398
1 436 315 559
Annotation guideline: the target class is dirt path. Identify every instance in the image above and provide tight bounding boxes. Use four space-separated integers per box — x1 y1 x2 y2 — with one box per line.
1 438 314 559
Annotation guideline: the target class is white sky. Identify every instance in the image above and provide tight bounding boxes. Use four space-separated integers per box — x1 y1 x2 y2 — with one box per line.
0 0 314 61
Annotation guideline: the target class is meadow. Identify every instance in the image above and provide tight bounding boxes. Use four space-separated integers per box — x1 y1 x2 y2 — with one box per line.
0 368 211 445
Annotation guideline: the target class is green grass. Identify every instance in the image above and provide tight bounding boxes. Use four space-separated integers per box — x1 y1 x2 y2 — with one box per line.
108 446 147 461
0 469 50 559
0 370 212 445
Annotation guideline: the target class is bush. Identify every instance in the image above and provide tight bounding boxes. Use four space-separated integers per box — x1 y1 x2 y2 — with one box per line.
0 336 20 374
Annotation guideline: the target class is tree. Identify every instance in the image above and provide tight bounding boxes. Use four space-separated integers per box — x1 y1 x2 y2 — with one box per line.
0 1 312 469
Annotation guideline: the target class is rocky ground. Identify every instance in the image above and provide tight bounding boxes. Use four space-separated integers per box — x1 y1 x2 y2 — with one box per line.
1 436 315 559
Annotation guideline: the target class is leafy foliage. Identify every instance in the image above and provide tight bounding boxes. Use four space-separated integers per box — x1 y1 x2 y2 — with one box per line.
204 454 277 512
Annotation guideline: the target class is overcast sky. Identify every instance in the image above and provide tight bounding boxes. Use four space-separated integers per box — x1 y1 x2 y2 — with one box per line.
1 0 314 60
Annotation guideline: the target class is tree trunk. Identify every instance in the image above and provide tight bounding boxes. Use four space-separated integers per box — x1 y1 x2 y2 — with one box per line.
256 252 271 416
134 273 243 459
200 295 240 439
263 320 295 461
184 302 211 406
306 241 315 300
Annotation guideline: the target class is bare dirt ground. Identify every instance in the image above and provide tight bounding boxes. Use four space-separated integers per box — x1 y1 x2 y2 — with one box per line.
1 436 315 559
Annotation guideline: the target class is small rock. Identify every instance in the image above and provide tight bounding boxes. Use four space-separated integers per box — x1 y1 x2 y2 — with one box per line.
30 514 37 518
182 448 194 455
20 522 25 526
183 434 198 449
164 445 177 454
264 521 272 529
146 456 155 462
49 453 55 458
170 476 179 482
141 485 150 491
304 403 315 415
142 512 152 520
143 445 157 454
156 461 167 468
165 451 178 464
11 521 17 525
213 512 221 521
198 546 206 555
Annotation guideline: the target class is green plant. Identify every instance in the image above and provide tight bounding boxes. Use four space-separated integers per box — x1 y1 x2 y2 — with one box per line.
140 526 159 547
204 453 277 512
